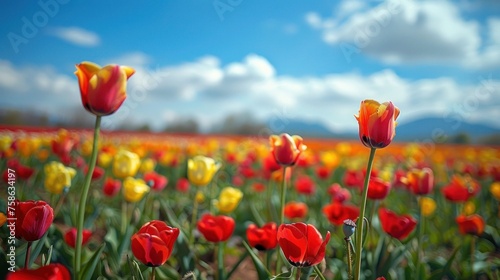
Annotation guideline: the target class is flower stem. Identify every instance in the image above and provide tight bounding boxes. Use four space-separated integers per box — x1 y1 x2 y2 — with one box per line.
25 241 32 269
75 116 101 278
416 198 425 280
189 197 199 246
218 242 225 280
151 266 156 280
471 235 476 279
313 265 326 280
353 147 376 280
121 201 128 235
276 166 288 274
345 238 353 279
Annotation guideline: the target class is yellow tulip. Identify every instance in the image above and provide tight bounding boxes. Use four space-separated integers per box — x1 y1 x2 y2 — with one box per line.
44 161 76 194
187 156 221 187
113 150 140 179
139 158 156 173
0 135 12 152
419 197 436 217
463 201 476 215
195 191 206 203
123 177 150 203
490 182 500 201
320 151 339 169
214 187 243 214
98 152 113 168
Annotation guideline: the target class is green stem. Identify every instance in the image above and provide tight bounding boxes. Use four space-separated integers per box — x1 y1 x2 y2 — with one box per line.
209 182 215 214
353 147 376 280
53 191 67 217
296 267 301 280
313 265 326 280
151 266 156 280
345 238 353 279
189 196 199 246
75 116 101 278
471 236 476 279
218 242 225 280
276 166 288 274
25 242 32 269
121 201 128 235
416 198 425 280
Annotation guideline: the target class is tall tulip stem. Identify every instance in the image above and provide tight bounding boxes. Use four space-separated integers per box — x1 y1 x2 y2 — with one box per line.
416 199 425 280
276 166 288 274
313 265 326 280
353 147 376 280
25 241 32 269
75 116 101 277
151 267 156 280
218 242 225 280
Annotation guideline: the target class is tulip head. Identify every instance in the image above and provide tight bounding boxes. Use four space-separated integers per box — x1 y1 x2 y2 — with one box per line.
131 220 180 267
113 150 141 179
75 61 135 116
355 99 400 149
123 177 150 203
407 168 434 195
214 187 243 214
187 156 221 187
269 134 307 167
197 214 235 243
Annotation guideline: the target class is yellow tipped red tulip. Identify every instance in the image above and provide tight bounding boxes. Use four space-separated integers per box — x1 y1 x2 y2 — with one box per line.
75 61 135 116
269 133 307 166
355 99 400 149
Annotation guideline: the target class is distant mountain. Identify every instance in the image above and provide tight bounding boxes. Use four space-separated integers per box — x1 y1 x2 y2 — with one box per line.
395 117 500 142
265 117 500 143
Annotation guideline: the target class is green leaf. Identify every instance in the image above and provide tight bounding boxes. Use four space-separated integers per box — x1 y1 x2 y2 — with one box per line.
80 243 105 280
242 241 271 280
270 268 294 279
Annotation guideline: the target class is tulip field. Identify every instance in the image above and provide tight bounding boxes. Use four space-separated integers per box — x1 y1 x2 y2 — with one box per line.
0 126 499 280
0 64 499 280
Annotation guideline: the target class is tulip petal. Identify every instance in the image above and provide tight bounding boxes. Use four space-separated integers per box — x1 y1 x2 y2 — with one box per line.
277 223 307 266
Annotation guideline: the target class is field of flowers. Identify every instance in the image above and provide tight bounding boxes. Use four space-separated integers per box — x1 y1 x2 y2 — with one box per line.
0 62 499 280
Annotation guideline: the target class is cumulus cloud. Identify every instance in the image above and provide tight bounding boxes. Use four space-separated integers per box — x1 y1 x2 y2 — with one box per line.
1 55 499 132
306 0 500 69
47 26 100 47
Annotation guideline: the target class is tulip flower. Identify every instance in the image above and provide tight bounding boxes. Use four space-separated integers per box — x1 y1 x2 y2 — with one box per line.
9 200 54 241
489 181 500 201
407 168 434 195
277 223 330 267
355 99 400 149
6 263 71 280
246 222 278 251
214 187 243 214
123 177 150 203
84 165 104 181
98 152 113 168
442 175 480 202
103 177 121 197
378 208 417 240
75 61 135 116
295 175 316 195
140 158 157 173
456 214 485 236
187 155 221 187
322 202 360 226
5 159 34 180
197 214 235 243
44 162 77 194
327 183 351 203
131 220 179 267
64 228 92 248
113 150 141 179
262 151 281 174
367 177 391 200
343 169 364 191
284 201 308 220
418 197 437 217
176 178 190 193
0 212 6 227
143 171 168 192
269 133 307 166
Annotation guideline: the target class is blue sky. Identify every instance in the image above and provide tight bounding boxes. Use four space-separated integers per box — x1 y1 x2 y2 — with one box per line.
1 0 499 132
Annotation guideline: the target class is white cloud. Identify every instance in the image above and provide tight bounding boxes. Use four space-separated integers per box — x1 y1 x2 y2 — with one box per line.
47 27 100 47
1 55 499 132
306 0 500 69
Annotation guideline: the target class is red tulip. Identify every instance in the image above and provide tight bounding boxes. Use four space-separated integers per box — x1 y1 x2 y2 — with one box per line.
246 222 278 251
367 177 391 200
51 138 75 161
295 175 316 195
277 223 330 267
64 228 92 248
176 178 190 193
263 151 281 173
284 201 308 220
103 178 121 197
407 168 434 195
343 169 364 191
131 220 179 267
84 165 104 181
6 263 71 280
269 134 307 166
442 175 480 202
144 171 168 192
252 182 266 192
456 214 485 236
5 159 34 180
197 214 235 243
378 208 416 240
355 99 400 149
316 166 330 180
322 202 359 226
327 183 351 203
75 61 135 116
9 200 54 241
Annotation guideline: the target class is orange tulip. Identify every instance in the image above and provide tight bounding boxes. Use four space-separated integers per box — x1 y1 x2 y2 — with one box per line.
355 100 400 149
456 214 485 236
75 61 135 116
